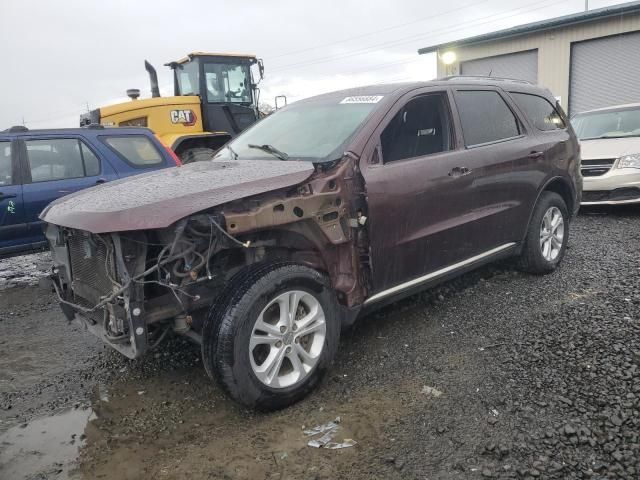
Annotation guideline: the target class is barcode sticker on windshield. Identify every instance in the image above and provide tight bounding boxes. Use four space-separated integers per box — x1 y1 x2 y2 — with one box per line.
340 95 383 104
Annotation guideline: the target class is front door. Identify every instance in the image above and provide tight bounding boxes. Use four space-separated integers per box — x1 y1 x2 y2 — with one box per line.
0 138 26 254
362 90 476 293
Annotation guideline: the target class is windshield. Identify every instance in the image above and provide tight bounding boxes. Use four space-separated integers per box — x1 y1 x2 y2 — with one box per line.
572 107 640 140
215 97 379 163
204 62 252 104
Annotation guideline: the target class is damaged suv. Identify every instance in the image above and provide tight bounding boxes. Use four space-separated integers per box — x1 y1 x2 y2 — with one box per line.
42 78 581 409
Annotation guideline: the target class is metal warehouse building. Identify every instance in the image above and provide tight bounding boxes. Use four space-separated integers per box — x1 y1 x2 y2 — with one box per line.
418 1 640 115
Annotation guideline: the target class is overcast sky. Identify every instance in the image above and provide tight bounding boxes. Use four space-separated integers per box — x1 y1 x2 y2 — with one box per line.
0 0 625 129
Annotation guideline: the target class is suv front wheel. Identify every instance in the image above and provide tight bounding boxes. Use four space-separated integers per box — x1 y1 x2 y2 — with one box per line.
202 263 340 410
519 191 569 274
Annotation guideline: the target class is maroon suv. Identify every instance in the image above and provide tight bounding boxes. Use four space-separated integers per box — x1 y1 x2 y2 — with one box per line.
42 77 581 409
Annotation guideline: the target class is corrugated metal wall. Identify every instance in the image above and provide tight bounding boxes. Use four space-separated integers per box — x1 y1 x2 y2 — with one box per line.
569 31 640 114
460 50 538 83
436 13 640 113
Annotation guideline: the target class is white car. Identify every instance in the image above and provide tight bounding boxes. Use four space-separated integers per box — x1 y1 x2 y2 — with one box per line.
572 103 640 205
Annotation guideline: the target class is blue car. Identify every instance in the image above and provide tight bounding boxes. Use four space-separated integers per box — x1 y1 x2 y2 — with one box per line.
0 126 180 258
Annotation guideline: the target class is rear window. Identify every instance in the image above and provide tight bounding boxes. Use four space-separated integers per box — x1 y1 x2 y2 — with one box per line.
455 90 520 146
103 135 163 167
510 92 565 131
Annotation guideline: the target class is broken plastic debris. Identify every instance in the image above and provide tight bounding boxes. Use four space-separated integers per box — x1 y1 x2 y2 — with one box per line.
491 408 499 416
421 386 443 397
308 430 337 448
325 439 357 449
303 417 340 436
304 417 356 449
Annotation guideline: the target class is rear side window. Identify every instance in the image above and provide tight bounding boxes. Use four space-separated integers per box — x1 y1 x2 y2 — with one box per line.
81 143 100 176
25 138 100 183
455 90 520 146
103 136 163 167
0 141 12 186
510 92 565 131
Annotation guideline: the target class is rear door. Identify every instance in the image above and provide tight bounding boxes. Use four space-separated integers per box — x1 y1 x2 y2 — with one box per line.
0 138 26 252
449 87 543 252
19 136 117 242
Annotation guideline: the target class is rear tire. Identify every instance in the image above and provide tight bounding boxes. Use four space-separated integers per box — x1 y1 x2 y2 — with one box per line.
518 191 569 274
179 147 215 164
202 263 340 410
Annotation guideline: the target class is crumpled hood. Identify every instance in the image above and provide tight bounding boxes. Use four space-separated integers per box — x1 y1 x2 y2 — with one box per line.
40 159 315 233
580 137 640 159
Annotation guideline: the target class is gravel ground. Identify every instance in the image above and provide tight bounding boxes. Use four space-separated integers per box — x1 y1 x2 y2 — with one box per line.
1 207 639 479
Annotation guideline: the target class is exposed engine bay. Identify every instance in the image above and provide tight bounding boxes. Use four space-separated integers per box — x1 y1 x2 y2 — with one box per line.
45 157 371 358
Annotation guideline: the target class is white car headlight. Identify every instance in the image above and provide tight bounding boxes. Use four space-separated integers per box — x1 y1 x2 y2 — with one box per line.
618 154 640 169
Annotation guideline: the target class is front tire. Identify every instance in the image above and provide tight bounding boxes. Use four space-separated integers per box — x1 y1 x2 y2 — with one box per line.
518 191 569 274
202 263 340 410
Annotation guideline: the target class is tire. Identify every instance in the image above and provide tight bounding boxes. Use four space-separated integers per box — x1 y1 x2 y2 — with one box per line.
202 263 340 410
518 191 569 274
178 147 215 164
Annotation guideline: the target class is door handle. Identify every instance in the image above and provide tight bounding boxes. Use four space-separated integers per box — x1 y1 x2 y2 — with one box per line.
448 166 472 177
528 151 544 159
0 192 16 200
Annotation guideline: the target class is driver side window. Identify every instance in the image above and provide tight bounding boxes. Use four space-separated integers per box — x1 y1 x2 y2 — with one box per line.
381 93 452 163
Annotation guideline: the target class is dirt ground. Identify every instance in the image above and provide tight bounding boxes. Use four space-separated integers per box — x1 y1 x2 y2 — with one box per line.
1 208 640 479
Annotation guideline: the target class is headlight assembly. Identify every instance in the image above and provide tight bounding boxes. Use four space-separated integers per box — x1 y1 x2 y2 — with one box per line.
618 153 640 169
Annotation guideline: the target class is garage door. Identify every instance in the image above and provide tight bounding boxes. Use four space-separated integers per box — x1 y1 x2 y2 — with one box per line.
460 50 538 83
570 31 640 115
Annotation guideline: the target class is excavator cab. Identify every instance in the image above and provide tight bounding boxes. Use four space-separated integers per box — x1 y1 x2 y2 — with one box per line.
167 53 264 136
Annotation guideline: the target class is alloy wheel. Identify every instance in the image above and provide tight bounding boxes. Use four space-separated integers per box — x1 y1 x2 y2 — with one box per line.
539 206 565 261
249 290 326 389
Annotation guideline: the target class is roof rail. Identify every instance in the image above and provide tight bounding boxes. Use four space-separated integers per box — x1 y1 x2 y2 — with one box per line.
4 125 29 133
441 75 534 85
85 123 104 129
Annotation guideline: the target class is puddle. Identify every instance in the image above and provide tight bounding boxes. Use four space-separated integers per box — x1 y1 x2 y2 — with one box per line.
0 408 95 480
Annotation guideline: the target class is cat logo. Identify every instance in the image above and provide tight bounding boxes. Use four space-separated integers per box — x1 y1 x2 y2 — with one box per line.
170 109 197 126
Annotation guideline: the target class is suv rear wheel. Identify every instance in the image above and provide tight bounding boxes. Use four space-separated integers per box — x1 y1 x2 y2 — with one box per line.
519 191 569 274
202 263 340 410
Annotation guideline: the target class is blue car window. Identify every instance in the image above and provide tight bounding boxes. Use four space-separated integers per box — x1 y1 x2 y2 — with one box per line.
80 141 100 176
103 135 163 167
25 138 94 182
0 141 11 186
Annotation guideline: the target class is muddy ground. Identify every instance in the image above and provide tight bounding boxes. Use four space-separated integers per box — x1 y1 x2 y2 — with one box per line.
1 208 640 479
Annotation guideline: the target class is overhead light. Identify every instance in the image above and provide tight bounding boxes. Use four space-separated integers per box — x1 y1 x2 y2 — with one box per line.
441 51 457 65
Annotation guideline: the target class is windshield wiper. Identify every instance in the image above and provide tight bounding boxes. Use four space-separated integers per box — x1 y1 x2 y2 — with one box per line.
247 144 290 161
226 144 239 159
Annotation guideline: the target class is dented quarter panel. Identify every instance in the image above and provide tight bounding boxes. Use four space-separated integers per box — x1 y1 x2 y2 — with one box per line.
39 159 314 233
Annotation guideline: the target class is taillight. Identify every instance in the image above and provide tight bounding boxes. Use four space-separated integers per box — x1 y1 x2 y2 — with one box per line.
166 145 182 166
157 137 182 166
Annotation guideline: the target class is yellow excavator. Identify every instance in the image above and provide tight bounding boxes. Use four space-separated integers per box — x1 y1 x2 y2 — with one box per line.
81 52 265 162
